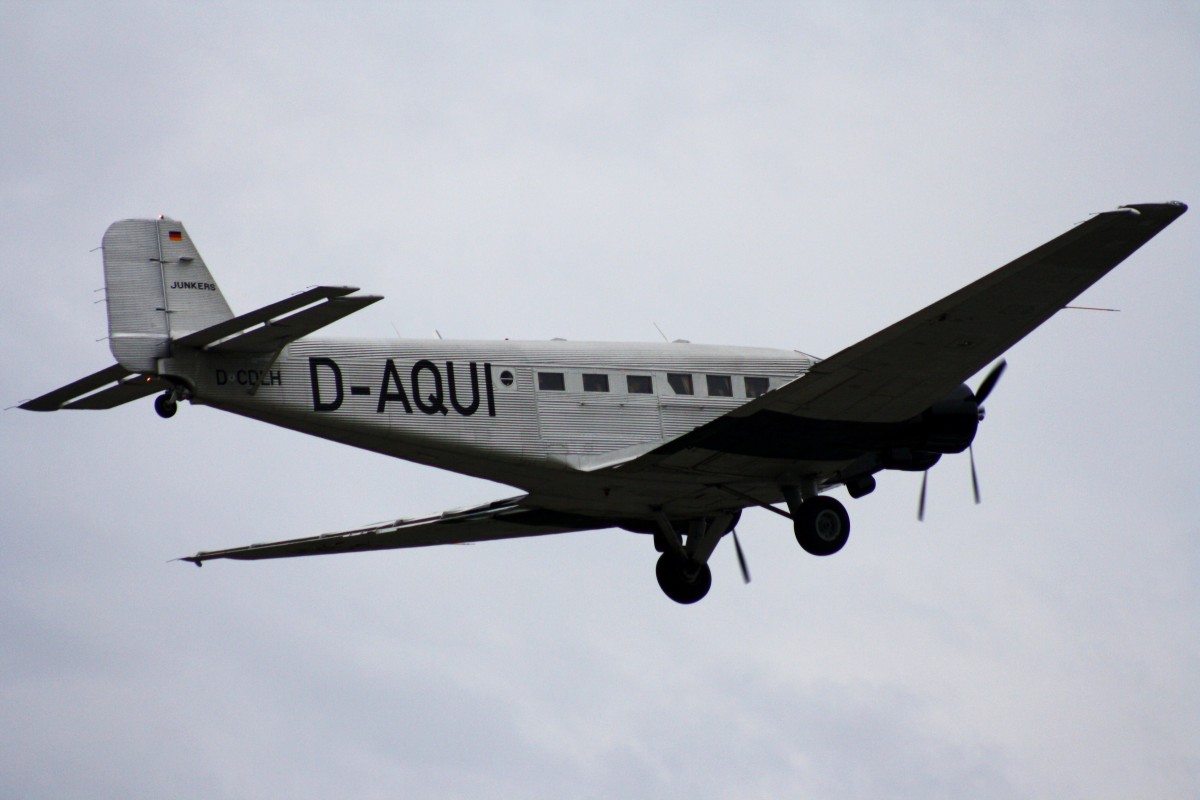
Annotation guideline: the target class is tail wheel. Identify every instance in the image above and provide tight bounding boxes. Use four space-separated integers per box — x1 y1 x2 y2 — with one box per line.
154 392 177 419
655 552 712 604
794 496 850 556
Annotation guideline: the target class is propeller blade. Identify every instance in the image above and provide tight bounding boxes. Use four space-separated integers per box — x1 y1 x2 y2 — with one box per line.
969 445 981 505
732 530 750 584
917 470 929 522
975 359 1007 405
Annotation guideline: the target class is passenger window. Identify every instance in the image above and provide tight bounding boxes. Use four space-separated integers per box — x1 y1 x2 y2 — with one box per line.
706 375 733 397
538 372 566 391
667 373 694 395
745 376 770 398
582 373 610 392
627 375 653 394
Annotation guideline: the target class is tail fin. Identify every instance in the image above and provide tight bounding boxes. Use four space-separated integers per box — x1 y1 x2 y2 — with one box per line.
21 217 382 413
103 217 233 372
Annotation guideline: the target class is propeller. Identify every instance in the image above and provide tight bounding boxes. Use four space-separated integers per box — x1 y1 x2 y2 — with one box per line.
731 529 751 584
974 359 1007 406
917 359 1006 520
917 470 929 522
969 445 981 505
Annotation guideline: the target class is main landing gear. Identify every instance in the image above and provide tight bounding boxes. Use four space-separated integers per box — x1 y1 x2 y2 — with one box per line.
792 495 850 557
781 484 850 557
651 492 854 604
655 552 712 605
652 511 738 605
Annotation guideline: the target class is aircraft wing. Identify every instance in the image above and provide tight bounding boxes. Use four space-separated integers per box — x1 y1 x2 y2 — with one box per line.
612 201 1186 473
181 495 607 565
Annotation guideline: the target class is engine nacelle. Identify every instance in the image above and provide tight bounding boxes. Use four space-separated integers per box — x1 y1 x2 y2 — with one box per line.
918 383 979 454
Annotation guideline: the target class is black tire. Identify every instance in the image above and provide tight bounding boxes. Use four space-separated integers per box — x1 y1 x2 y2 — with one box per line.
794 496 850 556
655 552 712 604
154 393 177 419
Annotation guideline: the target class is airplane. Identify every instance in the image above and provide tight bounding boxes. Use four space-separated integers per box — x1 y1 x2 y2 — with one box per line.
21 202 1187 603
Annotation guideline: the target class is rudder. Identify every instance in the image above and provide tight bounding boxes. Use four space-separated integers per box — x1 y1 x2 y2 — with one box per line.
103 217 233 372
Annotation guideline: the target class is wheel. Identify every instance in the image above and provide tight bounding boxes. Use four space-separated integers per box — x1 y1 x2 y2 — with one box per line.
154 393 177 419
794 495 850 556
655 552 712 604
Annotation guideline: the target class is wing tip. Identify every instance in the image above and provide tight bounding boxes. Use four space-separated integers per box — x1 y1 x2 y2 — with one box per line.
1114 200 1188 219
18 398 60 411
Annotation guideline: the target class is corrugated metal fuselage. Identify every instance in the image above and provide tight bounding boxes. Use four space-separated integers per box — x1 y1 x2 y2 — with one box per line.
162 338 816 515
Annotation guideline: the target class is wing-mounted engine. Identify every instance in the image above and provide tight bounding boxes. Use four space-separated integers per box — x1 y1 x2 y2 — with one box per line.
915 383 980 455
873 384 974 477
880 358 1005 472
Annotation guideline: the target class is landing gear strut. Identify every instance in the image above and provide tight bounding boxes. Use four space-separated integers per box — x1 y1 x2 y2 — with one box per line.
154 391 178 419
651 511 739 604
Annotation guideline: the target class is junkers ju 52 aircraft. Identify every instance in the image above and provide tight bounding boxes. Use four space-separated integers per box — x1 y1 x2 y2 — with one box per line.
22 202 1186 603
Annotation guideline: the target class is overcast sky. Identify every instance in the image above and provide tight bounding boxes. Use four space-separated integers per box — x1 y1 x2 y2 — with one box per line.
2 2 1198 798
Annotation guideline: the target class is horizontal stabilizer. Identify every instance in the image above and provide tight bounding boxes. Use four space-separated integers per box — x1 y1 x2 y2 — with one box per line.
171 284 379 352
208 294 383 353
20 364 166 411
22 286 380 412
64 376 166 409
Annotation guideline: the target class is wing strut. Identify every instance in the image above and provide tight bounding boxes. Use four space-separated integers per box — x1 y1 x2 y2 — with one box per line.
711 485 795 521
